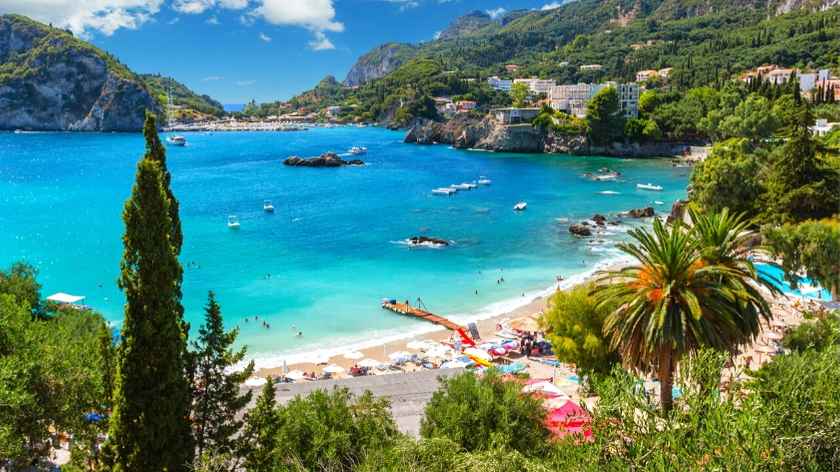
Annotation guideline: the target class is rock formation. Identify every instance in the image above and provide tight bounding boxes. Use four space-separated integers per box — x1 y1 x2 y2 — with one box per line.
408 236 450 247
569 224 593 237
283 152 364 168
625 207 656 218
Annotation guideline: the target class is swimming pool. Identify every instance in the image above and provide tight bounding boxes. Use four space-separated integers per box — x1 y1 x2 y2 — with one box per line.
755 263 832 301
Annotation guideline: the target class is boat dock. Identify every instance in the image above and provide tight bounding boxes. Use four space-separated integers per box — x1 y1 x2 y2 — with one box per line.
381 300 466 333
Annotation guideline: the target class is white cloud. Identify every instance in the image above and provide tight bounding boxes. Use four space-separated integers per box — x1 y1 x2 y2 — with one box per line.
253 0 342 50
173 0 249 14
433 30 441 40
259 32 271 42
541 2 564 10
0 0 163 37
236 80 256 86
486 7 506 19
206 15 220 24
202 75 224 81
385 0 419 10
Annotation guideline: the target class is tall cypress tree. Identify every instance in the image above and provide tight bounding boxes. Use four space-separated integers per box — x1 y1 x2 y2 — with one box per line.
191 291 255 458
143 115 182 254
240 378 278 472
103 113 193 471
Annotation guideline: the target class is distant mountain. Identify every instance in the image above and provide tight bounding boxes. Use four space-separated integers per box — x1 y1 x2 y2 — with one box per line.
438 10 497 40
343 42 419 86
141 74 225 120
0 14 160 131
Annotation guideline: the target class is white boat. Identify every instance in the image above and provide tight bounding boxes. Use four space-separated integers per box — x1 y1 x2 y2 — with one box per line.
513 202 528 211
166 135 187 146
349 146 367 155
263 200 275 212
637 183 663 191
227 215 240 229
477 178 492 185
451 183 475 190
432 188 456 196
653 200 665 205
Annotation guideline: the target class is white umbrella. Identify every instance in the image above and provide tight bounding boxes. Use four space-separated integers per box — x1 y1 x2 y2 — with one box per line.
244 376 267 387
522 381 565 396
311 353 331 365
358 358 382 369
323 364 345 374
406 340 428 350
389 351 413 362
343 351 364 360
285 370 306 381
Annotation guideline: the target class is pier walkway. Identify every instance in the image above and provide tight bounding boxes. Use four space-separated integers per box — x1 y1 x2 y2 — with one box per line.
381 300 465 333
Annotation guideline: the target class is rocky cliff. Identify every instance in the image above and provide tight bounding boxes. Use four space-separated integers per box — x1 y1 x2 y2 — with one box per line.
438 10 496 40
0 15 160 132
343 43 418 87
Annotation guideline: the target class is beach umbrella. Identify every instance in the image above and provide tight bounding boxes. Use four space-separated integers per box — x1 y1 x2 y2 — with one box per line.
358 358 382 369
285 370 306 381
406 340 429 350
523 381 565 396
244 377 267 387
510 316 540 332
311 353 331 365
389 351 413 363
543 396 573 409
323 364 345 374
464 347 492 361
343 351 364 360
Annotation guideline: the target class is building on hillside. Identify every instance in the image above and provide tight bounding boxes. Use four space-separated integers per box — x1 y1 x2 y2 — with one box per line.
816 78 840 101
505 64 519 73
579 64 603 72
741 65 832 92
487 76 513 92
433 97 455 117
549 82 639 118
810 118 839 137
491 107 541 125
658 68 673 79
513 77 556 95
456 100 477 112
559 61 570 67
325 106 342 117
636 69 658 82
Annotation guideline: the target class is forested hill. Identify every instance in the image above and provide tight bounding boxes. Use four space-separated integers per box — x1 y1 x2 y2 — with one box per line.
140 74 225 120
286 0 840 126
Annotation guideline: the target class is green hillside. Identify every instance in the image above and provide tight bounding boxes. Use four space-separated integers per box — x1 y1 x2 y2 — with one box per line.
140 74 225 119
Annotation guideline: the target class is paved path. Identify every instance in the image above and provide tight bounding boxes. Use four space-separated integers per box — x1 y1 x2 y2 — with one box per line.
245 368 465 437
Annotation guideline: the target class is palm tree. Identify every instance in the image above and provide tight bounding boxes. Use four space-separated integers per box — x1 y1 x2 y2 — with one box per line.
595 217 774 411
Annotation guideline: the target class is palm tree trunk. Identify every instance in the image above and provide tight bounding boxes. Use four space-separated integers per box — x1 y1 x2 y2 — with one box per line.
658 348 674 412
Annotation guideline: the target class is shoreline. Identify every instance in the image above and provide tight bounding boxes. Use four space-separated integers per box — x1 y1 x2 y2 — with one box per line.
252 255 634 380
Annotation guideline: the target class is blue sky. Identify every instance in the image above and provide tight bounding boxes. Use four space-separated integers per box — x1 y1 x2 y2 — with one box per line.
0 0 563 103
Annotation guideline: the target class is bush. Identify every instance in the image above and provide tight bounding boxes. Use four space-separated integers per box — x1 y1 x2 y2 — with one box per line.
782 310 840 352
420 371 549 455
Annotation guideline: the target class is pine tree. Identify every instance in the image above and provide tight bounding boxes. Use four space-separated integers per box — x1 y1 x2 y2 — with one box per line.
191 291 255 459
103 113 193 471
240 378 278 472
143 115 182 254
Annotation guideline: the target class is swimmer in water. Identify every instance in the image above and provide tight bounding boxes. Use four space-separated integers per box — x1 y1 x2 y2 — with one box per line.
296 331 303 337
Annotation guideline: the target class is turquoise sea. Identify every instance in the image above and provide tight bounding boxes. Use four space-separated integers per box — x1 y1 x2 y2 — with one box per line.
0 127 689 366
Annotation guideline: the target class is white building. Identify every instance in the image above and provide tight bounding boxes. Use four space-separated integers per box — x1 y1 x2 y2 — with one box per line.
811 118 839 137
513 77 556 95
549 82 639 118
579 64 603 72
325 106 342 117
492 107 541 125
487 76 513 92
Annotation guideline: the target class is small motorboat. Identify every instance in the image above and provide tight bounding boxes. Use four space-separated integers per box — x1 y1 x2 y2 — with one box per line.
513 202 528 211
349 146 367 155
637 183 663 191
653 200 665 205
263 200 275 212
593 172 619 181
167 135 187 146
432 187 456 196
477 178 492 185
227 215 240 229
450 183 472 190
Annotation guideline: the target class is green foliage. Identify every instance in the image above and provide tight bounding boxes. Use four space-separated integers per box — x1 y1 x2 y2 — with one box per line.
716 93 780 140
586 86 624 145
690 138 767 215
510 82 529 108
782 310 840 352
763 219 840 300
420 371 549 454
271 388 399 471
240 377 278 472
541 284 619 375
532 105 588 135
0 261 41 315
140 74 225 118
104 113 193 471
191 292 255 459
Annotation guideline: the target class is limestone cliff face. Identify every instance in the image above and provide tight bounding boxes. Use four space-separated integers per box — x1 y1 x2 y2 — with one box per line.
0 15 160 132
343 43 418 87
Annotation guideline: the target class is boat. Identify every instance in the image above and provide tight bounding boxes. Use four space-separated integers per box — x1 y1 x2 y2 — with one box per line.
227 215 240 229
349 146 367 155
513 202 528 211
432 188 456 196
166 135 187 146
451 183 476 190
653 200 665 205
637 183 663 191
263 200 275 212
477 178 492 185
593 172 620 181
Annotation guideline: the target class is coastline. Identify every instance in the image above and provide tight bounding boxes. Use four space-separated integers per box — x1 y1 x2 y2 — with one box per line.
252 255 634 379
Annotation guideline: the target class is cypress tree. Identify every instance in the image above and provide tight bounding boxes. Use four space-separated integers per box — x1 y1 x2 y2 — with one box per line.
240 377 278 472
143 114 183 254
191 291 255 458
103 113 193 471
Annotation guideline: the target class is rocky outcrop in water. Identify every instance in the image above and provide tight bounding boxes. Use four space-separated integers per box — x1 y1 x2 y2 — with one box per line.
569 224 593 237
624 207 656 218
283 152 364 168
405 115 545 153
0 15 161 131
408 236 450 247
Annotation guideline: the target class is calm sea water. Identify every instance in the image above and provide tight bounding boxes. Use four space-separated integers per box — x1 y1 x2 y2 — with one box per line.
0 127 689 366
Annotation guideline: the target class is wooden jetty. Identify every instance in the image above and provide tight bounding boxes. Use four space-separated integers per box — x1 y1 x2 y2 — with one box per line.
381 299 466 333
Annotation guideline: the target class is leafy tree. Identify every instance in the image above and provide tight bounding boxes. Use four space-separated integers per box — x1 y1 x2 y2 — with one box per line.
689 138 766 216
271 388 399 471
0 261 41 315
782 310 840 352
764 106 840 223
586 86 624 145
104 113 193 471
763 219 840 300
240 377 278 472
717 93 780 141
420 371 548 454
540 284 618 376
594 218 773 411
510 82 529 108
191 292 255 459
